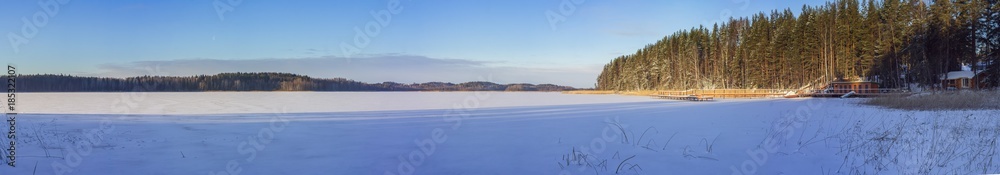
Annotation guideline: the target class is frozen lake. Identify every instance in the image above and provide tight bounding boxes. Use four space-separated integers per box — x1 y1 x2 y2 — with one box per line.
16 92 662 114
2 92 999 174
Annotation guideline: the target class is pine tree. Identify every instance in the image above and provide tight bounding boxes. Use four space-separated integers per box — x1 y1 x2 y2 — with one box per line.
596 0 997 91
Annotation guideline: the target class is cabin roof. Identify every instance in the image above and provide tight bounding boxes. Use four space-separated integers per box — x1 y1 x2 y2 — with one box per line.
940 71 981 80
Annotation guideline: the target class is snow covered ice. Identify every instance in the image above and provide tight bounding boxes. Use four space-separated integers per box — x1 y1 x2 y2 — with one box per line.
2 92 999 174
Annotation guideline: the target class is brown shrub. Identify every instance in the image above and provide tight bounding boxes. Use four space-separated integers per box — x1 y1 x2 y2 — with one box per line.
863 90 1000 111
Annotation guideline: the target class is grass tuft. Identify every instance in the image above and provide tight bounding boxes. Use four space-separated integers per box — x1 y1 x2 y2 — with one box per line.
863 91 1000 111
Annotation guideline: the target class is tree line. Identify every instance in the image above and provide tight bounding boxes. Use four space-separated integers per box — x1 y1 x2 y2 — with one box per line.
5 72 576 92
597 0 1000 91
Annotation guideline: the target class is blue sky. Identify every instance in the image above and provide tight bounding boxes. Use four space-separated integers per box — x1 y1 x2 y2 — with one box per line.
0 0 831 88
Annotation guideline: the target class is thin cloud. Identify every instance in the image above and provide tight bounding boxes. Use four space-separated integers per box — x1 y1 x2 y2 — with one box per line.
88 55 599 88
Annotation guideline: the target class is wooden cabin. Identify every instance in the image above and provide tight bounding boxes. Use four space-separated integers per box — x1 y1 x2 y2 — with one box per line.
941 71 984 90
827 81 879 94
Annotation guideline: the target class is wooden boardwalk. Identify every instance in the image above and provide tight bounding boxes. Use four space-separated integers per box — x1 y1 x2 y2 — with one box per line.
802 91 911 98
654 95 714 101
649 88 910 101
656 89 794 99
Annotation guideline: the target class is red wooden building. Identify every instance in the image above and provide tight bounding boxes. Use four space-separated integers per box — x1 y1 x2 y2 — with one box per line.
941 71 985 90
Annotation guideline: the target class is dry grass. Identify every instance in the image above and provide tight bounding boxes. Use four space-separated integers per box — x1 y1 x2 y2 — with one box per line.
562 90 617 95
562 90 663 96
863 90 1000 111
838 111 1000 174
616 90 661 96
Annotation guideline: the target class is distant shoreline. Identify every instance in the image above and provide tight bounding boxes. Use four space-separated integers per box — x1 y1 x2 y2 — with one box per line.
4 72 579 92
13 91 573 93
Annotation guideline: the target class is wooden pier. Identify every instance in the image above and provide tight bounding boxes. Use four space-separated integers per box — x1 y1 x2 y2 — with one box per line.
799 88 911 98
654 95 714 101
655 89 794 99
648 88 910 101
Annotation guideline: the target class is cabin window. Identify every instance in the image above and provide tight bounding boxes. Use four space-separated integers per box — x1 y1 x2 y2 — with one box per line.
962 79 969 88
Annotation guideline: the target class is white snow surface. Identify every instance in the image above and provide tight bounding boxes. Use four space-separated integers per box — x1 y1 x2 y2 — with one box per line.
1 92 998 175
16 92 657 114
941 70 979 80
